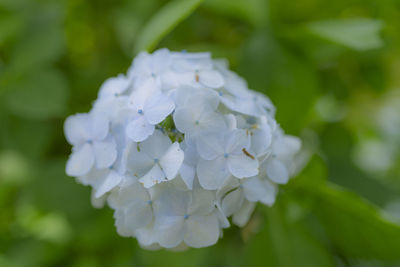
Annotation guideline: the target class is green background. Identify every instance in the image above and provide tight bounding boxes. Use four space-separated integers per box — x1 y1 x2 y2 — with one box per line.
1 0 400 266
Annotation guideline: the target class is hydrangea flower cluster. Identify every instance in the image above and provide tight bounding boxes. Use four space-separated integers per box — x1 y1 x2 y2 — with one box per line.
65 49 301 250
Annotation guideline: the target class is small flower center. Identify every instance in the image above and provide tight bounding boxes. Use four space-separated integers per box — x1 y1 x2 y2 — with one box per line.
137 109 144 115
184 214 190 220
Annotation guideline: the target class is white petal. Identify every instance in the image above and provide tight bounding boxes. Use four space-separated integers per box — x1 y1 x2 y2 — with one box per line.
151 48 172 73
125 201 153 231
89 112 110 141
227 154 259 178
159 142 184 180
153 184 190 214
155 216 185 248
220 96 266 117
197 157 230 190
232 200 255 227
242 177 276 205
173 86 198 107
135 222 158 247
108 181 149 209
79 168 108 186
260 180 277 206
251 126 272 155
224 114 237 130
114 209 133 237
139 164 166 188
126 145 154 178
184 215 219 248
91 191 107 209
140 130 171 159
196 133 225 160
129 78 161 110
64 114 90 145
94 170 123 198
280 135 302 157
187 185 215 215
66 143 94 176
197 111 227 134
144 93 175 124
179 164 195 190
266 159 289 184
187 88 220 110
215 203 230 228
221 188 244 217
126 116 155 142
98 75 130 99
198 70 224 88
173 107 199 134
92 139 117 169
225 129 250 154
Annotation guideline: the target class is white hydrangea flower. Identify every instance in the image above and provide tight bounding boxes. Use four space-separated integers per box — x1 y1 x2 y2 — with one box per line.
64 49 302 250
196 129 259 190
65 112 117 177
126 130 184 188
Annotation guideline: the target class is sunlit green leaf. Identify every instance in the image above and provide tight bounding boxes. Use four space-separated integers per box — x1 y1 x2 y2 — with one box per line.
306 19 384 51
134 0 204 53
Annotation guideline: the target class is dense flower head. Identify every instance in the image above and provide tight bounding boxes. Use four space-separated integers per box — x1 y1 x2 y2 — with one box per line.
65 49 301 250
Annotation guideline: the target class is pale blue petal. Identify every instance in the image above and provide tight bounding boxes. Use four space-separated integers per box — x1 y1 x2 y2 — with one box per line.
126 116 155 142
66 143 94 176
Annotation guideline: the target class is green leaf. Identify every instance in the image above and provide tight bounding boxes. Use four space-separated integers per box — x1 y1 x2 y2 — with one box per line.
4 69 68 119
306 19 384 51
0 13 24 46
204 0 268 26
292 182 400 260
134 0 204 53
244 204 336 267
9 22 64 71
239 30 318 134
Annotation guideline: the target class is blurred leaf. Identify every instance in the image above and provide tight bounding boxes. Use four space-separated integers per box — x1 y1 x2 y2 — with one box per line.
293 182 400 260
0 255 22 267
0 150 29 185
9 23 64 72
204 0 268 26
306 19 384 51
134 0 204 53
239 30 318 134
245 204 335 267
0 113 54 157
0 13 24 46
29 159 94 221
4 69 68 119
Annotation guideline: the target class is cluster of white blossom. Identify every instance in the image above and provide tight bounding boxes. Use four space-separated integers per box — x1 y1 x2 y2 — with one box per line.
65 49 301 249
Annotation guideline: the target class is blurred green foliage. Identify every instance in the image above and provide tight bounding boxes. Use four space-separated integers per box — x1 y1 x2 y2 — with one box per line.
1 0 400 266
